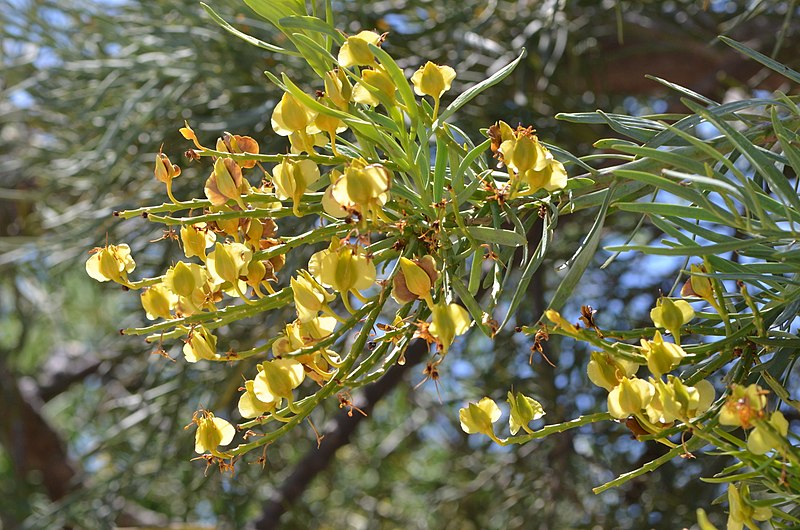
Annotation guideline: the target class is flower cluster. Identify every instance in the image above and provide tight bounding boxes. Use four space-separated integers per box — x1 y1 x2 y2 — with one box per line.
87 24 571 468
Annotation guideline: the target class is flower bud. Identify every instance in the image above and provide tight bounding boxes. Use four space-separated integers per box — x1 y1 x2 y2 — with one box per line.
459 397 501 437
507 391 545 435
398 257 434 307
545 309 578 335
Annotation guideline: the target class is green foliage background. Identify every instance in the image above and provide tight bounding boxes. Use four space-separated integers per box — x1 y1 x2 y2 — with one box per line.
1 1 797 528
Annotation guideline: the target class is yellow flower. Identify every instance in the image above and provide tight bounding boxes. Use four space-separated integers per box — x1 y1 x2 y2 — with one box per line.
681 264 715 305
180 223 216 261
650 297 694 345
309 239 376 307
587 351 639 391
204 157 248 209
253 358 305 402
411 62 456 100
291 270 336 323
272 158 320 216
726 483 772 530
747 410 788 455
271 92 316 136
207 242 252 286
183 326 218 363
429 302 471 355
85 243 136 285
329 159 391 224
238 380 279 419
719 384 767 428
352 67 396 107
640 330 686 378
507 391 545 435
337 30 382 67
193 411 235 455
324 69 352 109
646 376 715 424
166 262 216 315
607 376 655 419
459 397 501 438
140 283 177 321
521 157 568 194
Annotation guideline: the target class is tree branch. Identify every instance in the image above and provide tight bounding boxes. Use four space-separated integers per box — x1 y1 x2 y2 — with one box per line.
250 339 429 529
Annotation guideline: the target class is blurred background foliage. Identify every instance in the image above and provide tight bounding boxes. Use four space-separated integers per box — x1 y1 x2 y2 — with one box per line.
1 0 797 528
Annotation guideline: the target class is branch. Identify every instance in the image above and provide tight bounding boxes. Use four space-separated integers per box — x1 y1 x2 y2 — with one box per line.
250 339 429 529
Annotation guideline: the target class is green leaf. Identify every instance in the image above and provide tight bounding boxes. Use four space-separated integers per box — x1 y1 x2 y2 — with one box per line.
243 0 305 29
499 207 555 329
465 226 527 247
437 49 526 124
644 75 718 106
201 3 298 55
719 35 800 84
368 44 420 125
432 131 449 203
546 182 614 313
614 202 728 223
684 99 800 213
605 237 770 256
280 15 344 44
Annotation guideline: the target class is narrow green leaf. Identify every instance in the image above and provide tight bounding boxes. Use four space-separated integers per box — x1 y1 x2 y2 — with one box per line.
614 202 727 223
368 44 420 124
684 99 800 213
466 226 528 247
280 15 344 44
449 275 492 337
243 0 305 28
432 132 449 202
719 35 800 84
499 209 555 329
605 237 770 256
201 3 298 55
546 182 614 313
438 50 526 124
610 145 707 175
644 75 718 106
